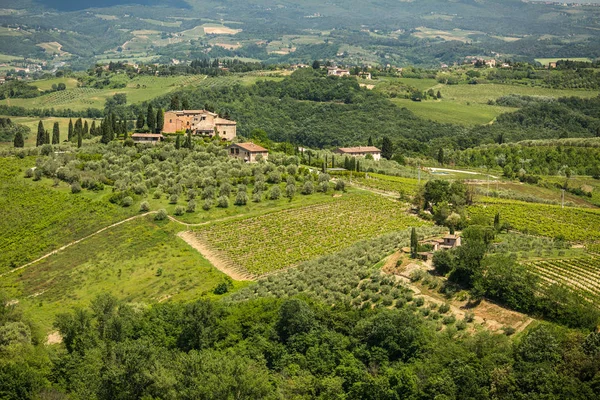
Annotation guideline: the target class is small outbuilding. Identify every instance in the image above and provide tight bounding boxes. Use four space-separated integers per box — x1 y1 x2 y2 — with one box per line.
227 142 269 163
131 133 164 145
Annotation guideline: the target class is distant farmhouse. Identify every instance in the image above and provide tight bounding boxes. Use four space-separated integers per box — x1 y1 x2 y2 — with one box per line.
131 133 164 145
335 146 381 161
227 142 269 163
327 67 350 77
162 110 236 140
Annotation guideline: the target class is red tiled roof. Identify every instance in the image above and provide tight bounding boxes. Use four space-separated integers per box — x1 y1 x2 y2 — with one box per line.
231 142 268 152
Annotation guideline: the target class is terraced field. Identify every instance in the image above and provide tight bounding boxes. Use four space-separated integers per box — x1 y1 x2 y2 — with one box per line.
524 255 600 304
194 192 430 275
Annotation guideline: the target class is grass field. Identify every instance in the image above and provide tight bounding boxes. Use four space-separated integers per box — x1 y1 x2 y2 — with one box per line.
0 116 98 147
194 191 431 275
0 75 207 111
535 57 594 64
388 80 599 125
468 199 600 242
0 157 133 271
0 216 248 331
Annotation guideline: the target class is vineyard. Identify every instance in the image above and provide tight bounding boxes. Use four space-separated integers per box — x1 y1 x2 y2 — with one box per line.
524 255 600 304
352 173 422 196
195 192 430 275
468 199 600 242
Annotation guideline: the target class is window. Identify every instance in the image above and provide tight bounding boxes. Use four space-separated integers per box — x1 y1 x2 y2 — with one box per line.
230 148 234 154
169 119 172 123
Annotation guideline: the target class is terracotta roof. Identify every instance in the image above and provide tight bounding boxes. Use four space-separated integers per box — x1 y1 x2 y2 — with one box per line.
337 146 381 153
131 133 164 138
231 142 268 152
169 109 218 116
215 117 236 125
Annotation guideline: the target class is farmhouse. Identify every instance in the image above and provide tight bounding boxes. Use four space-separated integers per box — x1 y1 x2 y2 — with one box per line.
335 146 381 161
131 133 164 145
440 234 461 250
162 110 236 140
327 67 350 77
227 142 269 163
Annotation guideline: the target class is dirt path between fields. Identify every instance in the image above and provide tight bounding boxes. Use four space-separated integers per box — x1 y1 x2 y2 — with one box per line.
0 212 157 278
177 231 256 281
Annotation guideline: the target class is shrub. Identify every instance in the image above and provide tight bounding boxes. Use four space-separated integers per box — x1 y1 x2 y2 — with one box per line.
269 186 281 200
24 168 34 178
415 297 425 307
202 199 212 211
439 303 451 314
122 196 133 207
252 192 262 203
404 292 413 302
174 205 185 216
169 194 179 204
139 201 150 212
335 180 346 191
503 327 516 336
301 181 314 195
71 182 82 194
464 311 475 323
217 195 229 208
187 199 196 213
153 190 163 199
154 209 168 221
430 311 441 320
235 191 248 206
456 320 467 330
442 315 456 325
318 181 329 193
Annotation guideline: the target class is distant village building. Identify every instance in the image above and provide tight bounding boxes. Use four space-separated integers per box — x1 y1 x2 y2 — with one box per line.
439 234 462 250
549 62 557 68
358 72 372 80
227 142 269 163
327 67 350 77
131 133 164 145
162 110 236 140
335 146 381 161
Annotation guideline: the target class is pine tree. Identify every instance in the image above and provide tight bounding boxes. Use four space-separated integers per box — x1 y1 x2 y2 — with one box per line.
67 119 73 141
36 120 45 147
381 136 393 160
175 134 181 149
156 108 164 133
410 227 418 258
52 122 60 144
136 112 145 130
146 104 156 132
13 131 24 148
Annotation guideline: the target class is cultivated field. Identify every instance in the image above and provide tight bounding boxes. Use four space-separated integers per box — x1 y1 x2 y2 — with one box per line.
524 255 600 304
468 199 600 242
0 216 247 330
194 191 430 275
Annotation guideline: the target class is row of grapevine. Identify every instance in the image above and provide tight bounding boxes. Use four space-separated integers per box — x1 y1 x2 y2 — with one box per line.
195 193 431 275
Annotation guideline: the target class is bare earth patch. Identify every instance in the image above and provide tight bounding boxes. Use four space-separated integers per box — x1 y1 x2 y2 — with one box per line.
204 26 241 35
177 231 255 281
46 331 62 345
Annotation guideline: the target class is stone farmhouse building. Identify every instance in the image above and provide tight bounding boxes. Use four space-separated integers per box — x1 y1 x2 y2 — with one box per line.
162 110 236 140
335 146 381 161
227 142 269 163
327 67 350 77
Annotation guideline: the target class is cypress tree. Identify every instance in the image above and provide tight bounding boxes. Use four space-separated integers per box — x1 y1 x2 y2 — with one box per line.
123 128 128 141
68 119 73 141
175 134 181 149
13 131 24 148
381 137 393 160
356 160 360 172
77 131 82 148
494 212 501 232
170 95 180 111
52 122 60 144
410 227 418 258
181 97 190 109
73 118 82 142
136 112 145 130
83 121 89 137
146 104 156 132
36 120 45 147
156 108 164 133
44 130 50 145
90 121 96 136
437 148 444 166
368 136 373 146
111 113 117 134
